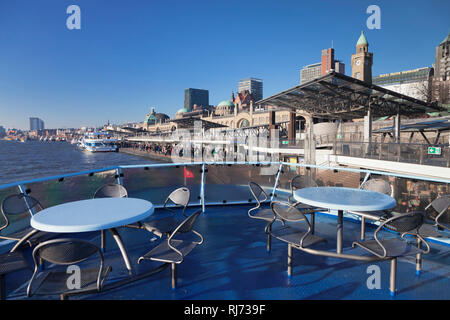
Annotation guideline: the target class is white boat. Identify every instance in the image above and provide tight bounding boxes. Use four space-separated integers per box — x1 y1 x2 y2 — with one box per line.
79 132 118 152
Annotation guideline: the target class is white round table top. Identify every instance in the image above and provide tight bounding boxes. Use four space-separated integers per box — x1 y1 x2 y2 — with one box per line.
31 198 154 233
293 187 396 212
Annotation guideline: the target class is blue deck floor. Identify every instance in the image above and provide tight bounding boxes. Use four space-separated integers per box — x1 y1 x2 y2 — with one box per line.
4 204 450 300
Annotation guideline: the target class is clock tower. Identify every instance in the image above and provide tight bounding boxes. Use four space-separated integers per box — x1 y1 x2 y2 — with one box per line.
351 31 373 84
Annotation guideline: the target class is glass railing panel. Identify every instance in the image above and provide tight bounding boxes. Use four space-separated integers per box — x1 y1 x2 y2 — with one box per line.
121 164 202 206
204 163 279 204
23 170 118 209
274 164 362 202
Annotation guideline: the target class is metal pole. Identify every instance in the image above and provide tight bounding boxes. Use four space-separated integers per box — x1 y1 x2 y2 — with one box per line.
390 258 397 296
271 163 283 201
337 210 343 254
201 163 206 212
287 244 292 277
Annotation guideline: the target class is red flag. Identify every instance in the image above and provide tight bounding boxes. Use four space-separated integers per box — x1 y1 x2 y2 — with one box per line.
184 167 194 178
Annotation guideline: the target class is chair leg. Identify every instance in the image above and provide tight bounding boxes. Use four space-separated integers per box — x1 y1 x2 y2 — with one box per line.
389 258 397 296
311 213 315 234
416 238 422 276
101 230 106 252
287 244 293 277
267 233 271 253
0 274 5 300
171 263 177 289
360 216 365 241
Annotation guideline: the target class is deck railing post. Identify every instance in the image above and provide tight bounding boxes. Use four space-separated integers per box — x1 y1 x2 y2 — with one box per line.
17 184 35 216
201 163 206 212
271 163 283 201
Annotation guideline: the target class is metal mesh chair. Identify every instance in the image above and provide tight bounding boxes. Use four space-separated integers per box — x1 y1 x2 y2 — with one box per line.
93 183 128 199
0 251 29 300
287 175 325 235
0 193 51 252
352 211 430 296
26 238 111 300
267 201 327 277
426 194 449 232
351 178 393 241
143 187 191 238
248 182 276 252
138 209 204 289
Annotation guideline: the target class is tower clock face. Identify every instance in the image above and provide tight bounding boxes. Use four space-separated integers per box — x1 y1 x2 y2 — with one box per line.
355 59 361 66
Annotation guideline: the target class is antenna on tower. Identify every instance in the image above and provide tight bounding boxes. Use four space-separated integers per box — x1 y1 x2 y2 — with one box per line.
331 40 334 49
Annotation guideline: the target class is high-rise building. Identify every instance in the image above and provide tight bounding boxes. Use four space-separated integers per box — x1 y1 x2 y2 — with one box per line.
29 117 45 131
300 48 345 84
321 48 335 75
351 31 373 83
238 78 263 101
184 88 209 112
300 63 322 84
0 126 5 137
432 32 450 105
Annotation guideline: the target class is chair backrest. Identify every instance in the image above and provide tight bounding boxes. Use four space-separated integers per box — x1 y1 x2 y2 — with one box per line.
172 209 202 235
166 187 190 207
382 211 424 234
93 183 128 199
429 194 450 216
34 238 102 265
1 193 42 216
248 182 268 204
271 201 310 224
360 179 392 196
291 175 318 192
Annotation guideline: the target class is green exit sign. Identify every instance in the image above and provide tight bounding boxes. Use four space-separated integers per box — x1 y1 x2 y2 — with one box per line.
282 141 289 145
428 147 441 155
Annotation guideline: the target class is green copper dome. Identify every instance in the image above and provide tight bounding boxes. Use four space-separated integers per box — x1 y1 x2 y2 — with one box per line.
217 100 235 107
176 107 189 114
356 31 368 46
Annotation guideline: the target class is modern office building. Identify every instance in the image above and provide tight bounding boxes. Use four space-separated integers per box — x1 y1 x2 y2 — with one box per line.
334 60 345 74
373 67 434 102
184 88 209 112
238 78 263 102
29 117 45 131
300 63 322 84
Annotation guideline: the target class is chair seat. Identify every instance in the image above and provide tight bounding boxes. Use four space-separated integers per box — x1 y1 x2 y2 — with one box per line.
143 216 182 238
348 210 389 221
250 208 274 221
292 202 325 214
271 225 326 248
28 266 110 296
353 238 424 258
0 251 28 275
139 239 198 264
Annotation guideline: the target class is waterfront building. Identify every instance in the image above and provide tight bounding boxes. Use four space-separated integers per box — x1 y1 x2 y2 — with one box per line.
238 78 263 101
373 67 434 102
0 126 5 137
351 31 373 83
29 117 44 131
184 88 209 112
143 108 170 129
432 32 450 106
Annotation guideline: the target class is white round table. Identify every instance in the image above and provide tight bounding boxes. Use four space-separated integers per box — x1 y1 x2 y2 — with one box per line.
294 187 396 254
31 198 154 274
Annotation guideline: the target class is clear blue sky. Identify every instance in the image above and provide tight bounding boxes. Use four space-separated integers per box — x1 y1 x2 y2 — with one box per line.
0 0 449 129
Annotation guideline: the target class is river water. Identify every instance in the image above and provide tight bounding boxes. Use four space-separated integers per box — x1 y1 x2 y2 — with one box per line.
0 140 156 185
